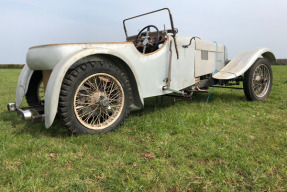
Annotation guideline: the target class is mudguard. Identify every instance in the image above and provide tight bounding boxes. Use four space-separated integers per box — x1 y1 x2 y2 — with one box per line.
213 48 276 80
44 48 142 128
15 65 34 107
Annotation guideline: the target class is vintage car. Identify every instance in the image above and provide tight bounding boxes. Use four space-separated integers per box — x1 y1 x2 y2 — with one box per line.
7 8 275 134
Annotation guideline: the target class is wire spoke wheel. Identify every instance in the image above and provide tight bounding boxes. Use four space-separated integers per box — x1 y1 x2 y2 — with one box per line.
252 64 271 97
74 73 124 130
243 58 273 101
60 61 132 134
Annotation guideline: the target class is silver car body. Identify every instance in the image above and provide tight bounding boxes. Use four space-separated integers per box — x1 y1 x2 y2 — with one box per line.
14 9 276 128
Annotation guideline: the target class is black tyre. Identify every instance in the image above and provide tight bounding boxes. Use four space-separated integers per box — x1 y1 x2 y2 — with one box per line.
243 58 273 101
26 71 45 106
59 61 133 134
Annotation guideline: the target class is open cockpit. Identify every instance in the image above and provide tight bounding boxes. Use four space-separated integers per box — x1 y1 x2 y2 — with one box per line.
126 25 168 54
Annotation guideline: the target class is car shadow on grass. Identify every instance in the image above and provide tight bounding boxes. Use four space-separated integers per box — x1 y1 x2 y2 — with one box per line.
2 90 246 137
131 91 246 117
193 91 247 103
130 95 193 116
20 120 70 138
1 110 70 138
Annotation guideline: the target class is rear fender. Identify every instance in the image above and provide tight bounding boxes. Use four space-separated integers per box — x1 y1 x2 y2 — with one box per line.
213 48 276 80
44 48 143 128
15 65 34 107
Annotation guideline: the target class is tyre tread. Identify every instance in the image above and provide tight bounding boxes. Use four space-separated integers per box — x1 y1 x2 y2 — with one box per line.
59 61 133 134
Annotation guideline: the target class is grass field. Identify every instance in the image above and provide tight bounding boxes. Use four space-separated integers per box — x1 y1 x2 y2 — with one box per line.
0 66 286 191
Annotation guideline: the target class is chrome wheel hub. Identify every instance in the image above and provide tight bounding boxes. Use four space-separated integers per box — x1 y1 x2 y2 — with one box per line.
99 96 110 107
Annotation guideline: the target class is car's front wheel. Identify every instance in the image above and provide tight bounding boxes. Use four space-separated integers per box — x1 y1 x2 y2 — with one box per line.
243 58 273 101
59 61 132 134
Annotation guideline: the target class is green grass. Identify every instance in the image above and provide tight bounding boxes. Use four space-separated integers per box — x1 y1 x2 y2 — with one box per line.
0 66 286 191
0 64 24 69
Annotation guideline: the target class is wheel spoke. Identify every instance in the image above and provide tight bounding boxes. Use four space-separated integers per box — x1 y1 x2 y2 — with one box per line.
109 91 122 99
79 108 95 118
81 85 93 95
83 110 94 123
85 79 98 92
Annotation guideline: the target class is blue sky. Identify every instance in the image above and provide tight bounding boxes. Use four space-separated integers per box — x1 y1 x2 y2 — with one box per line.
0 0 286 64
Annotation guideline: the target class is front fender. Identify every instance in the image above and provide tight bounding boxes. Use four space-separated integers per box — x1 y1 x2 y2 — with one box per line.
15 65 34 107
44 48 143 128
213 48 276 80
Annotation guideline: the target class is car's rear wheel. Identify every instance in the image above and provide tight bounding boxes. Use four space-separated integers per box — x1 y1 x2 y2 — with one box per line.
243 58 273 101
26 71 45 106
59 61 132 134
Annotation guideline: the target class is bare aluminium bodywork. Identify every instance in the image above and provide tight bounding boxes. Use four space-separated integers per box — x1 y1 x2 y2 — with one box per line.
7 8 275 134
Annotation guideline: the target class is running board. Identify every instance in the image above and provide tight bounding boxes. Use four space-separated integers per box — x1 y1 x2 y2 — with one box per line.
162 86 186 95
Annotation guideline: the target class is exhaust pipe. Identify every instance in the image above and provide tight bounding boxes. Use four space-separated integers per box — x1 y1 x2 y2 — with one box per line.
7 103 16 112
17 108 32 120
7 103 45 123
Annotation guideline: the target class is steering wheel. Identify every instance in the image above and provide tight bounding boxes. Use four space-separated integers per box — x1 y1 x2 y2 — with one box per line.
134 25 160 54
